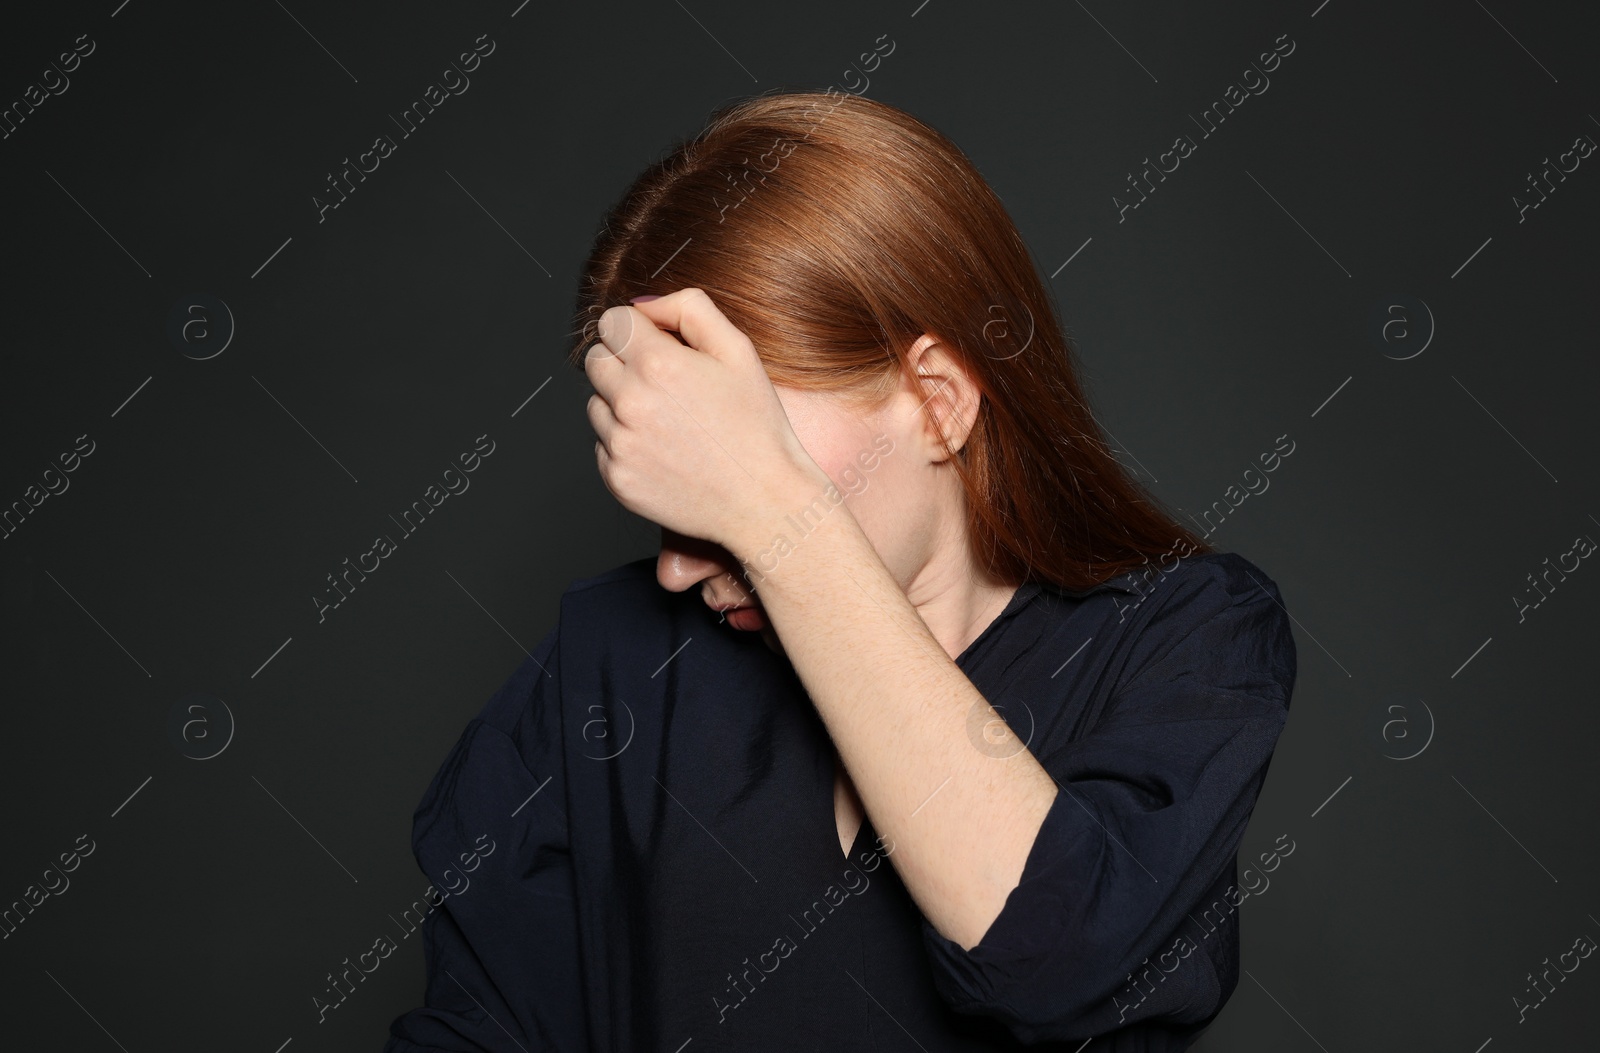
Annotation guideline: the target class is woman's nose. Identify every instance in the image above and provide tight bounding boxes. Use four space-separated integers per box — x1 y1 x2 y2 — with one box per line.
656 527 734 593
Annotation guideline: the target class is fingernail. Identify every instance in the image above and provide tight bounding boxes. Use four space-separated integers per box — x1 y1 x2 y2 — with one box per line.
630 294 661 303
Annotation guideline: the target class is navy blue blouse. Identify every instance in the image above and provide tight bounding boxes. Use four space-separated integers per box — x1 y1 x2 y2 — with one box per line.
382 549 1296 1051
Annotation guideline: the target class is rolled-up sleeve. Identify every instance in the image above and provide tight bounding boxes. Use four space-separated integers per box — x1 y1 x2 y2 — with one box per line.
919 560 1296 1044
384 626 587 1052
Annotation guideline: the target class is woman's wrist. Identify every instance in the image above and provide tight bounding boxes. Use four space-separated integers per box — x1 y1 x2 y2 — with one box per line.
720 462 860 589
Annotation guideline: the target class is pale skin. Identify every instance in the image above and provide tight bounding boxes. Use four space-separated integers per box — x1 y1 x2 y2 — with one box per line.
584 288 1060 952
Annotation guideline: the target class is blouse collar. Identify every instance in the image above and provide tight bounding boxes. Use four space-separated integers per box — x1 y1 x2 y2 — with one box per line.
953 570 1142 667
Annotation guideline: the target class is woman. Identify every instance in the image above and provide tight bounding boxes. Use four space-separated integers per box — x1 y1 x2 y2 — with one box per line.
384 90 1296 1051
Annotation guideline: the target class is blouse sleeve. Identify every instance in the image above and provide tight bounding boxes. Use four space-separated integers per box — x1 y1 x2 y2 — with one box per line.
383 626 587 1052
918 560 1296 1044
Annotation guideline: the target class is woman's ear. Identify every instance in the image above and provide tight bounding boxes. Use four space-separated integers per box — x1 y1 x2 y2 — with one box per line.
906 333 981 462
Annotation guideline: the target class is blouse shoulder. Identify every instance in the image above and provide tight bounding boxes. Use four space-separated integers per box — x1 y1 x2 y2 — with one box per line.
468 558 659 743
564 555 660 600
1111 548 1298 710
559 556 678 628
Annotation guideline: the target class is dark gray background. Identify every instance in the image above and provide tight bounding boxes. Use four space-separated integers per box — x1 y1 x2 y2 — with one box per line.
2 0 1596 1049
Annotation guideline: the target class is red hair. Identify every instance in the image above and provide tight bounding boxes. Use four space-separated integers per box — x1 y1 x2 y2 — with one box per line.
566 90 1211 591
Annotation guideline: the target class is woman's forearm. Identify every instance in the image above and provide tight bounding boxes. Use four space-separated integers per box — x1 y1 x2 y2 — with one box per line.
724 476 1060 951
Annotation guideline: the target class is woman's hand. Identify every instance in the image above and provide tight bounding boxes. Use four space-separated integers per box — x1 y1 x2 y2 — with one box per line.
584 288 831 552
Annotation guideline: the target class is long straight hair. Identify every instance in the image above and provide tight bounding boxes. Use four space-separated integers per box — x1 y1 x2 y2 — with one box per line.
566 90 1211 592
